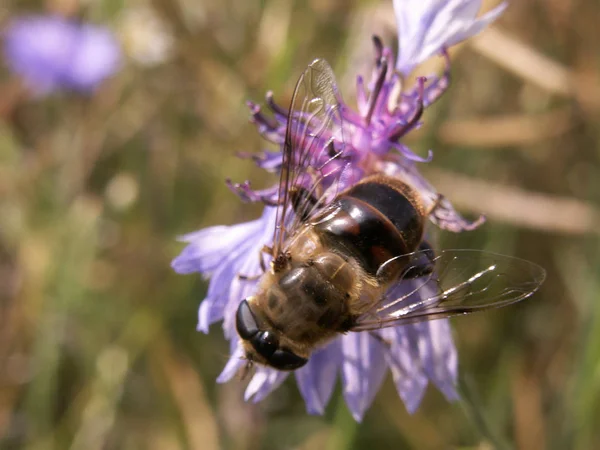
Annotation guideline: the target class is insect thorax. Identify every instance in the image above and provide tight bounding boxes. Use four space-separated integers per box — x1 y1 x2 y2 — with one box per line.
254 239 358 349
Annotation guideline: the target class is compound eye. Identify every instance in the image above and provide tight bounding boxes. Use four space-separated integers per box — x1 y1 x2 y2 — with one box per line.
252 331 278 358
236 299 259 340
269 348 308 371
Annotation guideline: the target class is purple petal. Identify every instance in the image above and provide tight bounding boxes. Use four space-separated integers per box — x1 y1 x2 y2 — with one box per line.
381 327 428 414
441 2 508 49
172 207 278 338
389 364 428 414
394 143 433 163
197 297 225 333
220 247 266 340
430 198 487 232
226 180 279 204
413 319 459 401
217 343 246 383
295 340 341 415
393 0 507 74
245 367 289 402
341 333 388 422
219 208 279 339
172 219 264 275
246 150 283 171
373 280 459 411
201 252 252 333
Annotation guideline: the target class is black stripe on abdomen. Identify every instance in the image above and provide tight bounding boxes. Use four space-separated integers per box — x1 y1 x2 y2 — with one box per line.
314 196 408 276
345 181 423 250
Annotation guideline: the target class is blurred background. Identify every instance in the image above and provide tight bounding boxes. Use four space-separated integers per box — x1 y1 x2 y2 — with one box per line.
1 0 599 449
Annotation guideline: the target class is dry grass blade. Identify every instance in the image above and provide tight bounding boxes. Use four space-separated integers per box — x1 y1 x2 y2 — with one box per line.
471 27 573 96
426 168 600 235
511 360 546 450
254 0 292 62
437 109 574 148
158 342 220 450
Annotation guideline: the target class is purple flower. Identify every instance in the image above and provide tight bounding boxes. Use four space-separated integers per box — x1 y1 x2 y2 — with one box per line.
2 15 121 94
173 0 504 421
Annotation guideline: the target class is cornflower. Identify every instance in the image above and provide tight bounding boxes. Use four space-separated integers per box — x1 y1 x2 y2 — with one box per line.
173 0 506 421
3 14 121 95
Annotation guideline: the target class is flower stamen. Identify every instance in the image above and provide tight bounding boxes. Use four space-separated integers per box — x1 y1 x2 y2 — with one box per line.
389 77 425 142
423 48 452 108
365 38 389 126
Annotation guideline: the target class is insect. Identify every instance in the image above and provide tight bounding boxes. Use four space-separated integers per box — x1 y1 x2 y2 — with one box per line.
235 59 546 371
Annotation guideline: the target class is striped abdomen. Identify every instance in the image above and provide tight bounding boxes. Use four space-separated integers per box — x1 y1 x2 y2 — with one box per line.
312 176 425 282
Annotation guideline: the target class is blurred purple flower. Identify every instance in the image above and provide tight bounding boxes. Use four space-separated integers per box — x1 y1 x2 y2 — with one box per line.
173 0 504 421
2 15 121 94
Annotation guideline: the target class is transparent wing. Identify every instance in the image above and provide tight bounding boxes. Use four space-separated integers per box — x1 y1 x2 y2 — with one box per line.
272 59 351 260
351 250 546 331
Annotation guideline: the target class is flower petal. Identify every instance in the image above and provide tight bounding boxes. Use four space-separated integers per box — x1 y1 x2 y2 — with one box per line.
197 296 225 333
199 255 249 333
192 228 265 334
393 0 507 74
220 207 279 339
394 143 433 163
173 207 279 338
245 367 289 402
439 2 507 49
341 333 388 422
414 319 459 401
172 219 264 275
295 340 341 415
390 281 459 401
382 326 429 414
216 342 245 383
220 248 265 340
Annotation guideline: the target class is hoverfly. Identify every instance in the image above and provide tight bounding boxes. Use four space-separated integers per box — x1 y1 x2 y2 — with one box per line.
235 59 546 371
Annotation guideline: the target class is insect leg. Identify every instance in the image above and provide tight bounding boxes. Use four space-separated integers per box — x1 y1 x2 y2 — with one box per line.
259 245 274 273
369 331 420 377
369 331 392 347
238 245 274 280
237 359 254 381
238 273 261 281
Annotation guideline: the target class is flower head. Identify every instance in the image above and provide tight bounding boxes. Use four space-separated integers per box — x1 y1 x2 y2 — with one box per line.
173 0 504 421
3 15 121 94
173 212 459 420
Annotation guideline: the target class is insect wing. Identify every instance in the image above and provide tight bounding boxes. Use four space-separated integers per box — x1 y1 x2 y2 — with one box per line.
272 59 350 259
352 250 546 331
